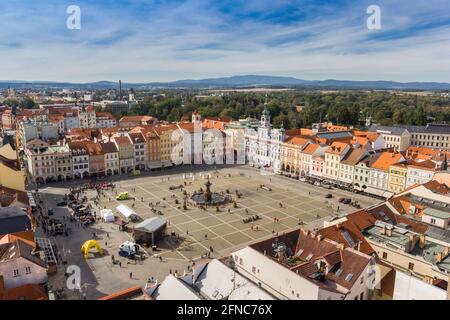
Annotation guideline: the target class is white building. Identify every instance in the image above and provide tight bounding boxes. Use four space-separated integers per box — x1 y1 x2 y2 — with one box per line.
129 132 147 170
245 106 285 173
406 161 436 188
101 142 120 175
368 125 412 151
69 142 90 179
0 240 47 290
367 152 404 196
393 270 449 300
323 142 351 184
232 229 375 300
78 106 96 129
96 112 117 128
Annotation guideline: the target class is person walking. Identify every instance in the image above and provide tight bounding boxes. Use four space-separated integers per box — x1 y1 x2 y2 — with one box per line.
129 272 133 279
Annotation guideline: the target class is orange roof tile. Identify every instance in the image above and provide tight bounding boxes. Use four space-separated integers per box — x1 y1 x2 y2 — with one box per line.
302 143 320 155
325 142 350 155
370 152 404 171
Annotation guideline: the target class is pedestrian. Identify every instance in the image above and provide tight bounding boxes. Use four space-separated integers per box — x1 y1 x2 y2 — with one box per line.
107 233 109 238
159 256 163 262
119 261 122 268
129 272 133 279
105 242 107 247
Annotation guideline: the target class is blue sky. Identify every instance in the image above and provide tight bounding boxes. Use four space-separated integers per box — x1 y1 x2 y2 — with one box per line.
1 0 450 82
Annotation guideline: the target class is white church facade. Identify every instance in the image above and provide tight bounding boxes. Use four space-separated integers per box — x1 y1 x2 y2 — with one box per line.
245 106 285 174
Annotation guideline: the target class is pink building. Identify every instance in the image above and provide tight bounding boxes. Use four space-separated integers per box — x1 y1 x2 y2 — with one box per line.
310 155 325 178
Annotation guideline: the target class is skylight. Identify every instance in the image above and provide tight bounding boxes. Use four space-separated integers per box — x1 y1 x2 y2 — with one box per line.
345 274 353 281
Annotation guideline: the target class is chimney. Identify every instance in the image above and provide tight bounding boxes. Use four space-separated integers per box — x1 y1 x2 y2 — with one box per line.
419 234 426 249
386 227 392 237
317 234 323 241
381 225 387 235
336 243 344 250
357 241 361 252
444 247 450 257
119 80 122 101
436 252 443 263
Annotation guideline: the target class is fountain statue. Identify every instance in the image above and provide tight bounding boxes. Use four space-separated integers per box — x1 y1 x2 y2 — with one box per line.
191 178 229 206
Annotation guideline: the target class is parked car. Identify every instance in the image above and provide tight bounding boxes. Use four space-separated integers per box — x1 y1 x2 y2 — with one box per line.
48 208 54 216
338 198 345 203
325 194 333 199
57 200 67 207
343 198 352 204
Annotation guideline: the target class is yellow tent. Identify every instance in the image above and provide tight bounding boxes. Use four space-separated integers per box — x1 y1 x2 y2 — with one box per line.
81 240 103 258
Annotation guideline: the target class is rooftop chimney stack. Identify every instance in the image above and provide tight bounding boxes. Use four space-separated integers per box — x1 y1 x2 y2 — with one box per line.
419 234 426 249
386 227 392 237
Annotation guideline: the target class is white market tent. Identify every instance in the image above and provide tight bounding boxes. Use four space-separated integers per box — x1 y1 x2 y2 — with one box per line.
100 209 115 223
116 204 140 221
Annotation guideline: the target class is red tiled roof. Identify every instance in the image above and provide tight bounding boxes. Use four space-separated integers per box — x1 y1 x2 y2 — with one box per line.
0 276 47 300
325 142 349 155
370 152 404 171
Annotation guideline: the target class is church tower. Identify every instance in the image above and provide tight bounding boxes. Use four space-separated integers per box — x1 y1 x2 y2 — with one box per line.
192 110 201 125
261 104 271 128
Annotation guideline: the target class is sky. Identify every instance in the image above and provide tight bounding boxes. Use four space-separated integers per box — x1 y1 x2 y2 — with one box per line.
1 0 450 83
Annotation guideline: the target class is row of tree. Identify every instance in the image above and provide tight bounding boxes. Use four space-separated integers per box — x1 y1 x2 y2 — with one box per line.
4 90 449 129
130 90 450 129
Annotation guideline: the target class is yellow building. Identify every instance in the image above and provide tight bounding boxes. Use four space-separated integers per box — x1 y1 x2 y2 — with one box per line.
388 162 408 194
0 144 26 191
153 124 180 166
281 137 311 175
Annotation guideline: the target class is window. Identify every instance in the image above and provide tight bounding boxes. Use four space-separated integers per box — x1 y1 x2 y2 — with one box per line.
382 252 388 259
13 269 19 277
430 218 436 225
25 267 31 274
360 292 364 300
408 263 414 271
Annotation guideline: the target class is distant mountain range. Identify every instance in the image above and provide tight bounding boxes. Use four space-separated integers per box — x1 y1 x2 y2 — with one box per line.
1 75 449 90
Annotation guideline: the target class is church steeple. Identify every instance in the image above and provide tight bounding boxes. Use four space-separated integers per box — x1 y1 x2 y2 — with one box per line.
261 103 270 127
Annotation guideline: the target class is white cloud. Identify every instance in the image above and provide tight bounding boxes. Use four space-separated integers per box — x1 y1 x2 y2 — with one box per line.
0 0 449 82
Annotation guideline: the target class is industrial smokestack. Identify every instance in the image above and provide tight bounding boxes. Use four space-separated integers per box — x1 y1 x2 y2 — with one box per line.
119 80 122 101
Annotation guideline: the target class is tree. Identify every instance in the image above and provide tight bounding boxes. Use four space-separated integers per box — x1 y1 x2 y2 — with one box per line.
20 97 36 109
3 98 19 108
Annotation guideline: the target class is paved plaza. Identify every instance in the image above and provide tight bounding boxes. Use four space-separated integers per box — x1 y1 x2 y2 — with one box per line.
96 166 379 261
38 166 381 298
